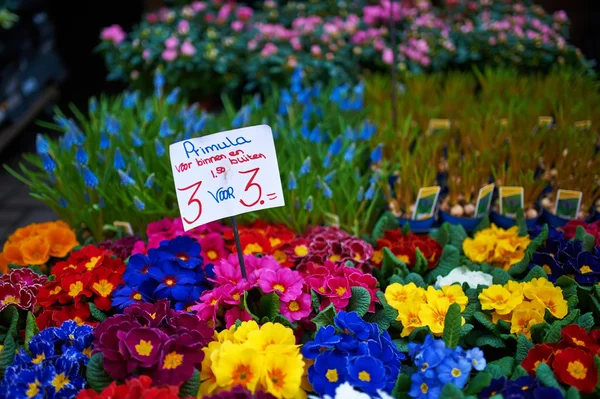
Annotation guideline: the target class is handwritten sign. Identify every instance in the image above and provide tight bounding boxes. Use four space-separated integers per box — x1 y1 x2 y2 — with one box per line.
413 186 440 220
499 186 524 218
169 125 285 231
554 189 582 220
475 184 495 219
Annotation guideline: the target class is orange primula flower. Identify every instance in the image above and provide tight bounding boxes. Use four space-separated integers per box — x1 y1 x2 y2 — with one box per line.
0 252 8 274
2 242 25 266
19 236 51 265
47 225 79 258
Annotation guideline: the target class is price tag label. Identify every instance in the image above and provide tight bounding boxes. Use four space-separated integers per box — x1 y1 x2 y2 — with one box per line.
499 186 524 218
169 125 285 231
554 189 582 220
412 186 440 220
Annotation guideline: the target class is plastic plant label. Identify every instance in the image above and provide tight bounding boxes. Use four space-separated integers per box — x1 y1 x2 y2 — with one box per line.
499 186 524 218
113 221 134 236
169 125 285 231
537 116 553 127
412 186 440 221
554 189 582 220
475 184 495 219
499 118 508 126
574 120 592 130
427 119 451 135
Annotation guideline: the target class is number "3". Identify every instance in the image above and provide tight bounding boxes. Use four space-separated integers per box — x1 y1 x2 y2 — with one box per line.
239 168 262 207
177 180 203 225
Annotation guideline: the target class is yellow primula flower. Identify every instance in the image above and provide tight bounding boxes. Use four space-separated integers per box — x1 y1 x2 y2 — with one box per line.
463 224 530 269
246 322 298 354
233 320 260 343
385 282 426 310
419 296 464 335
199 341 222 397
462 236 495 263
510 300 546 339
398 304 425 338
437 285 469 312
212 344 263 392
262 353 306 399
525 286 568 319
478 284 523 315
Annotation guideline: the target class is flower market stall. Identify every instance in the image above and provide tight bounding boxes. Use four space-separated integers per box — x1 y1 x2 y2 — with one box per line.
1 0 600 399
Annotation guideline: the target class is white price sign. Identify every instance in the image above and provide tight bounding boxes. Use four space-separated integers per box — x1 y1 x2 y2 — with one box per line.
169 125 285 231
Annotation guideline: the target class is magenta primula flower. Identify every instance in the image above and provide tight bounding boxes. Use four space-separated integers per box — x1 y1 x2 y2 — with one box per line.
224 307 253 328
281 293 312 322
258 267 304 302
0 268 47 311
199 233 228 263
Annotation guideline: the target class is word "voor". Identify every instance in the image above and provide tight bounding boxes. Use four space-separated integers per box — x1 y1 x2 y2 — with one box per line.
208 187 235 203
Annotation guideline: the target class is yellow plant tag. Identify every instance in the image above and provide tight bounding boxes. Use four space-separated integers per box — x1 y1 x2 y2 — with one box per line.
499 186 524 218
574 120 592 130
537 116 553 127
475 184 495 219
554 189 582 219
113 221 134 236
412 186 441 220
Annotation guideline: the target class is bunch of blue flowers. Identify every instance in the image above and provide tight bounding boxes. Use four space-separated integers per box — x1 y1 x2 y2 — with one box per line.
112 236 214 311
302 311 404 397
479 376 562 399
0 320 93 399
407 335 486 399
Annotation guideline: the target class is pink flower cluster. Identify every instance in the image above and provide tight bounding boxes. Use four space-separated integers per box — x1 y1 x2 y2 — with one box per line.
0 268 47 312
100 25 126 45
297 226 374 272
133 217 229 264
192 254 310 327
301 260 380 313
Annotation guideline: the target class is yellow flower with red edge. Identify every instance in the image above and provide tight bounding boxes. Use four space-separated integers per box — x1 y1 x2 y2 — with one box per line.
199 321 307 398
463 224 530 270
385 283 466 337
0 221 78 271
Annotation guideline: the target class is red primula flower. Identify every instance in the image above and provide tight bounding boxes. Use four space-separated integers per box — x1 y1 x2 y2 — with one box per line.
374 229 443 270
76 375 191 399
59 273 93 303
552 347 598 393
561 324 600 353
522 344 556 375
90 267 124 311
37 301 92 329
234 231 272 255
0 282 34 311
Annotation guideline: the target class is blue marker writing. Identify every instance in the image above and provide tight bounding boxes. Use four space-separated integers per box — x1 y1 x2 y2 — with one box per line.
182 136 252 159
208 187 235 203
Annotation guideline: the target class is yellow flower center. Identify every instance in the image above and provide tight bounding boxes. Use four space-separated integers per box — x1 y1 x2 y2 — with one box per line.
325 369 338 382
329 254 341 262
51 373 70 391
66 264 78 270
1 295 19 306
542 265 552 274
85 256 102 271
572 338 586 346
68 281 84 297
421 363 429 371
232 364 253 385
294 245 308 257
420 383 428 394
284 300 299 312
493 295 508 305
210 299 218 306
336 286 347 296
244 243 263 254
268 368 285 388
354 254 361 261
270 237 282 247
178 253 189 261
92 279 114 297
50 286 62 295
26 380 40 398
82 347 92 357
32 353 45 364
207 250 218 260
580 265 593 274
273 250 287 263
165 278 175 286
318 286 326 293
163 351 183 369
371 250 383 264
133 293 142 301
135 340 153 356
232 293 240 300
273 284 286 293
396 254 410 264
149 312 156 319
358 371 371 382
567 360 587 380
451 368 462 377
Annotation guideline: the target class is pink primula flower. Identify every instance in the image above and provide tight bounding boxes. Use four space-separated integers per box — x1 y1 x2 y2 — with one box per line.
224 307 253 328
236 6 253 22
258 267 303 302
191 1 206 12
260 43 278 57
165 37 179 49
231 20 244 32
178 20 190 35
281 293 312 322
101 25 126 45
181 40 196 56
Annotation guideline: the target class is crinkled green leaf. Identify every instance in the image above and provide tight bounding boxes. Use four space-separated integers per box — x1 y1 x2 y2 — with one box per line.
89 303 107 322
178 369 200 398
516 334 534 364
372 211 399 242
511 365 529 380
441 382 465 398
431 222 450 247
364 291 398 331
382 247 410 280
448 224 468 252
392 373 412 398
311 303 337 330
443 303 462 349
258 293 280 321
474 312 498 334
491 268 512 285
485 357 515 379
413 248 428 275
464 371 492 395
536 362 564 395
523 266 548 282
5 306 19 339
347 286 371 317
311 290 320 314
392 339 409 353
565 386 581 399
405 273 426 288
476 335 506 348
576 312 595 332
86 353 113 392
461 323 474 337
516 208 528 236
0 336 16 378
25 312 39 354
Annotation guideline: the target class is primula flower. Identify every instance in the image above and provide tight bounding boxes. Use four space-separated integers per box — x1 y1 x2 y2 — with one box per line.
509 300 545 339
258 267 304 302
480 376 562 399
75 375 188 399
202 386 276 399
521 344 556 375
281 293 312 322
0 268 47 311
478 284 523 315
463 225 530 270
523 278 568 319
373 230 442 270
418 296 461 335
552 348 597 393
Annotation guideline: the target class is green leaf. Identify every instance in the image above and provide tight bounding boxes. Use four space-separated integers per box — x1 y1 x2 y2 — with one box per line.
178 368 200 398
0 335 16 378
413 248 428 275
426 245 460 284
576 312 595 331
473 214 491 234
408 326 431 341
516 208 528 236
516 334 534 364
347 286 371 317
86 353 114 392
389 274 405 285
476 335 506 348
523 266 547 282
464 371 492 395
311 290 321 314
372 211 399 242
536 362 564 395
392 373 412 398
432 222 450 247
474 312 498 334
511 366 529 380
364 292 398 331
565 386 581 399
485 357 515 379
443 303 462 349
405 273 426 287
440 382 465 399
583 233 595 252
24 312 39 354
508 252 532 277
242 291 259 321
448 224 468 252
460 323 474 337
258 293 280 321
312 303 337 330
382 247 410 280
530 322 550 342
544 309 580 343
392 339 409 353
5 306 19 338
89 303 107 322
491 268 512 285
402 221 411 235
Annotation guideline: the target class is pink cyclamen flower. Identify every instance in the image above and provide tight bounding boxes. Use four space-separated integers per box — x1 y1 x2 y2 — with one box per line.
165 36 179 49
217 4 232 23
382 48 393 64
258 267 304 302
191 1 207 12
231 20 244 32
162 48 178 61
236 6 253 22
181 41 196 56
224 307 253 328
281 293 312 322
101 25 126 45
178 20 190 35
260 43 278 57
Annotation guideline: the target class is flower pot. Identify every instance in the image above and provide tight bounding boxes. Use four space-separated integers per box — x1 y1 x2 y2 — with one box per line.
542 208 598 227
439 211 482 232
490 211 541 230
396 217 435 233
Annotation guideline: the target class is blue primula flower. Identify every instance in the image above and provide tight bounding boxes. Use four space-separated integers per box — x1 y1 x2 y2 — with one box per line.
347 356 386 394
408 373 442 399
148 262 197 302
157 236 203 270
334 311 372 341
302 325 341 359
437 356 471 389
465 347 486 371
309 350 348 397
112 285 152 309
569 251 600 284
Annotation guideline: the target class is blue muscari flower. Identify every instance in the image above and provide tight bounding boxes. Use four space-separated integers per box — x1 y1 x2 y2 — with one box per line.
343 143 355 163
304 196 313 212
330 84 348 103
82 166 98 188
312 83 321 99
134 196 145 211
315 178 322 189
298 157 311 177
324 170 336 183
154 69 165 97
322 182 333 199
323 153 332 169
357 186 364 202
466 348 486 371
365 182 376 200
277 102 288 116
159 117 172 137
117 170 135 186
105 115 121 136
328 135 342 155
59 197 68 207
62 130 76 150
36 134 49 155
194 114 207 132
281 88 293 105
371 144 383 163
344 127 356 140
113 147 125 170
97 153 104 164
41 154 57 173
348 356 387 394
123 91 138 108
353 82 365 97
100 132 110 150
288 172 297 190
55 116 69 129
291 67 303 94
145 108 154 123
355 168 361 180
360 121 376 140
166 87 180 104
301 124 310 139
155 139 165 157
131 129 143 147
315 106 324 118
145 173 155 188
75 146 88 164
302 103 314 122
136 156 146 171
253 95 262 110
89 97 97 113
309 126 323 143
297 88 311 105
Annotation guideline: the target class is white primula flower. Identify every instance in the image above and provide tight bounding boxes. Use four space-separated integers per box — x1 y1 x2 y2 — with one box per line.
435 266 493 289
310 382 394 399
